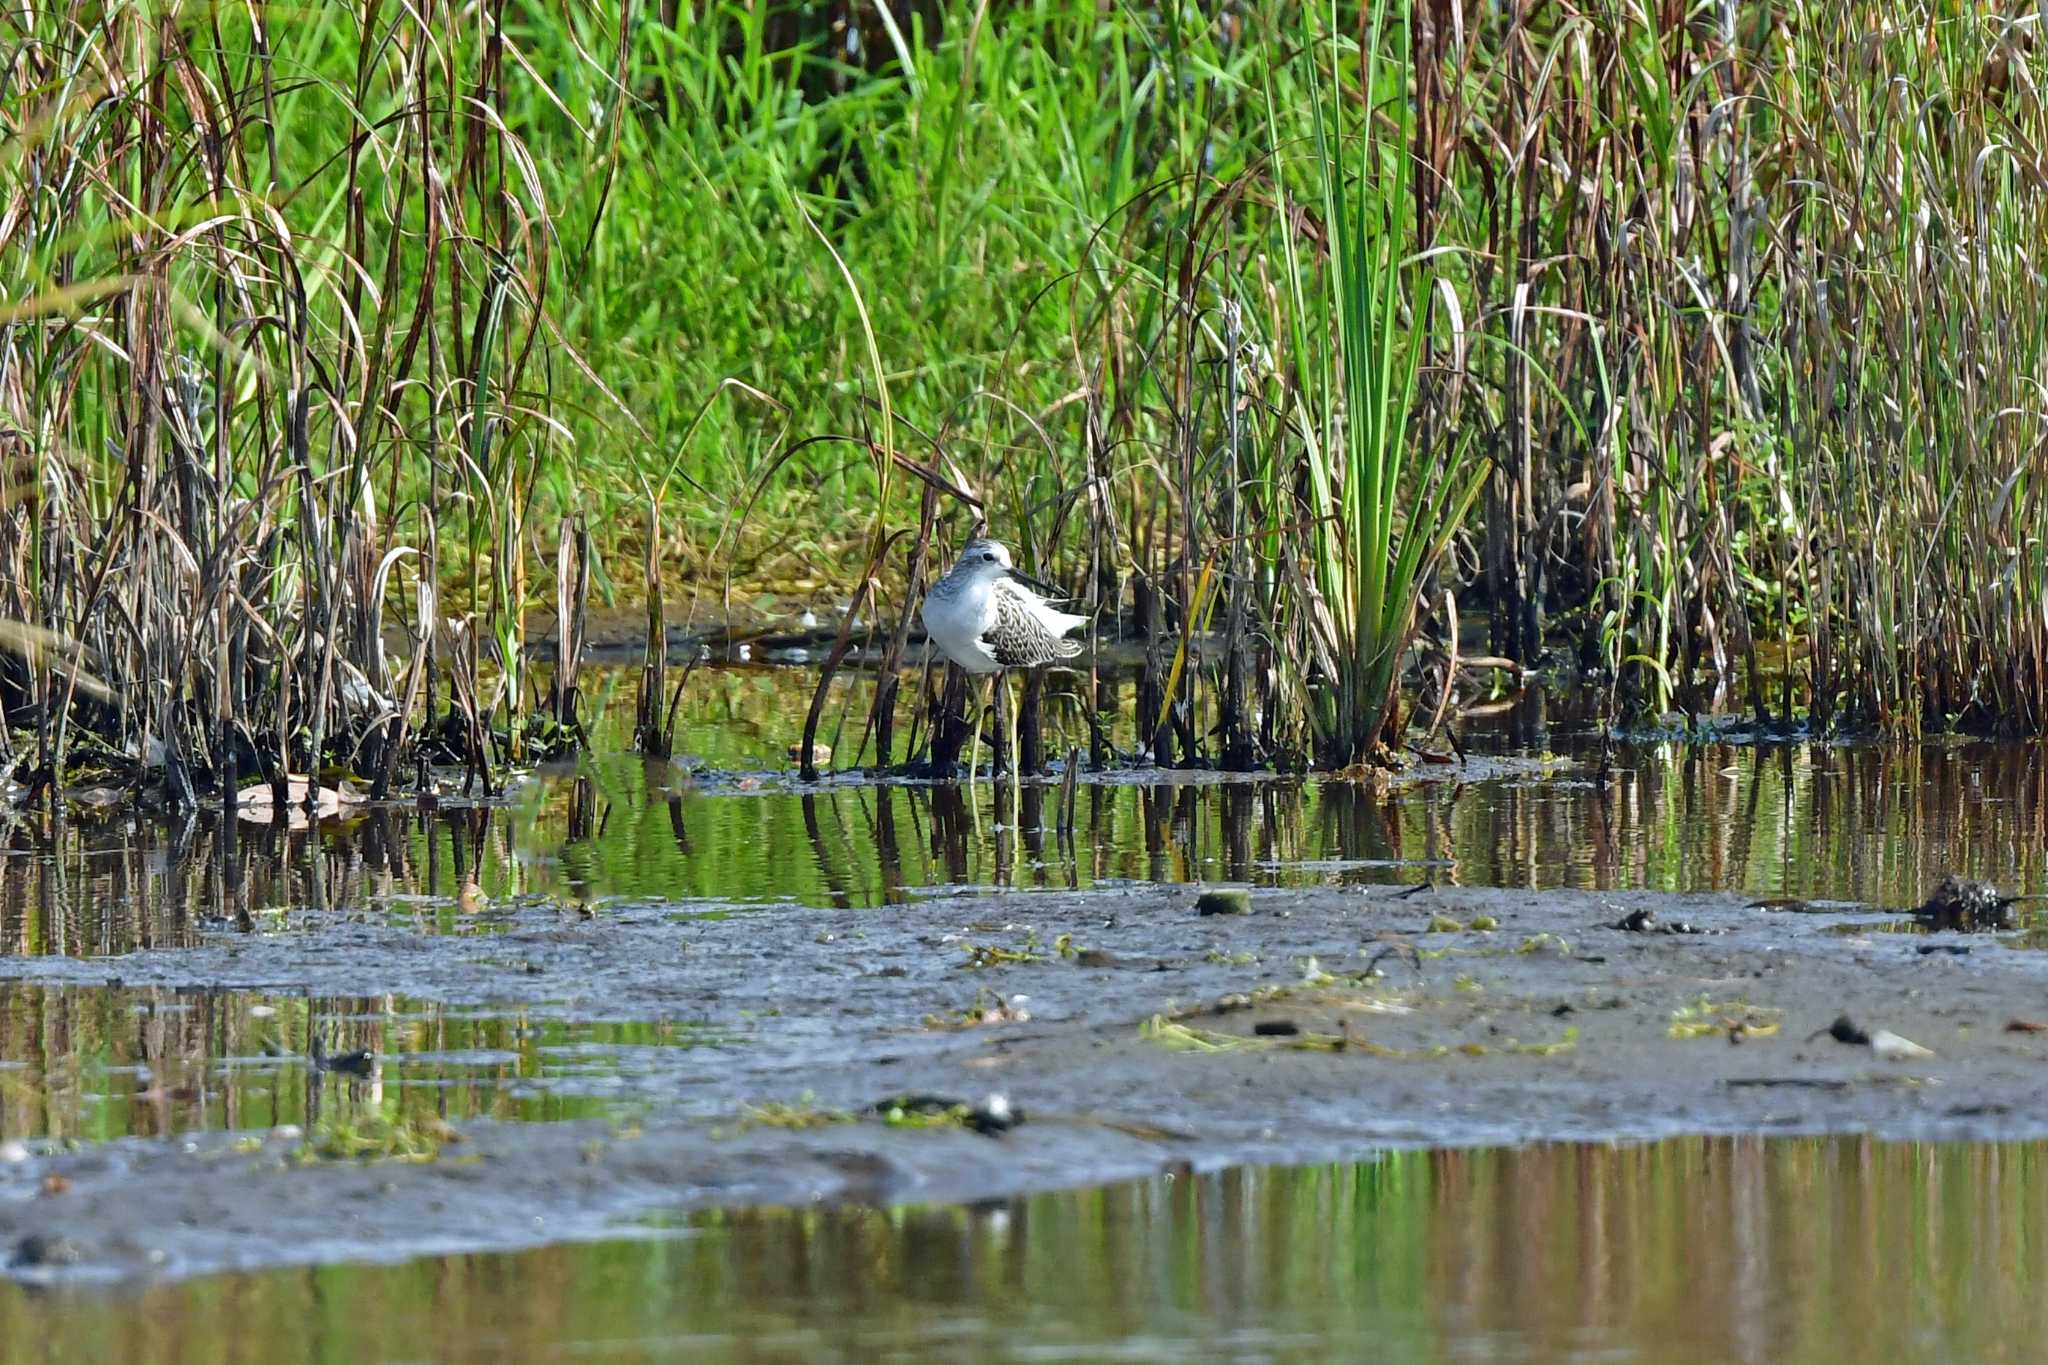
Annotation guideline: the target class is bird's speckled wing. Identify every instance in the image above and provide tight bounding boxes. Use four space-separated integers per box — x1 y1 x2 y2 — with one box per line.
985 582 1084 668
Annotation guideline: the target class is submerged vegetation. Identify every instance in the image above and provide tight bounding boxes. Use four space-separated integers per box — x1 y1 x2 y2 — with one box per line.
4 1 2048 801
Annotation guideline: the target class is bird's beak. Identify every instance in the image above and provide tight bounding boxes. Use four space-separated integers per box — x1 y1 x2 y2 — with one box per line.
1004 566 1066 597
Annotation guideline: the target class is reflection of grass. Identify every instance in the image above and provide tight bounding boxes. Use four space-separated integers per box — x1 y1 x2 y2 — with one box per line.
219 1004 724 1143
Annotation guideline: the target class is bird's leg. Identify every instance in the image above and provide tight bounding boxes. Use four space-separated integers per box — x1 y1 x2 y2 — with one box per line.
965 675 986 840
1005 671 1022 823
990 670 1008 823
966 674 989 799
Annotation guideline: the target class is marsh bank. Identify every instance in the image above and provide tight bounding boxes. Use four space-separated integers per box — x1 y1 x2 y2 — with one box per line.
3 879 2045 1282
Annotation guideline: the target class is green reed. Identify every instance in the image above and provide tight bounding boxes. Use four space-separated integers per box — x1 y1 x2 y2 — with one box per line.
612 1 2048 754
10 1 2048 796
1269 2 1482 767
0 1 616 798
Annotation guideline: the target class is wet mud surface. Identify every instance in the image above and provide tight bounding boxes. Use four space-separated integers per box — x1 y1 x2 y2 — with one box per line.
6 881 2048 1282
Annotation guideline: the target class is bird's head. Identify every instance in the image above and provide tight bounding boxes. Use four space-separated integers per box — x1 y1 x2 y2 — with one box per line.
955 537 1014 582
956 537 1064 597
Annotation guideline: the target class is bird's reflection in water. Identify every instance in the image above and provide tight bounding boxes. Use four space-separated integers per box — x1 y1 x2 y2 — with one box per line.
1018 785 1046 870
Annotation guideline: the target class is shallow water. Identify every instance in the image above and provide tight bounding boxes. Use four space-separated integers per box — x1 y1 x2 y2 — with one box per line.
8 667 2048 1358
0 983 729 1142
11 1135 2040 1363
13 668 2048 953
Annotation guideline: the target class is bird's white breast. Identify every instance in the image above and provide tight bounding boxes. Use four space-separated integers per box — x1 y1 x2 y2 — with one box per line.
920 584 1002 673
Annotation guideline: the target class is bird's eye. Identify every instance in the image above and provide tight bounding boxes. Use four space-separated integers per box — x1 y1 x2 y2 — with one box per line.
982 552 996 562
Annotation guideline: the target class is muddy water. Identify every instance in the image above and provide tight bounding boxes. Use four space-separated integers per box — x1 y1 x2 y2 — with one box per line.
10 1136 2039 1363
12 669 2048 955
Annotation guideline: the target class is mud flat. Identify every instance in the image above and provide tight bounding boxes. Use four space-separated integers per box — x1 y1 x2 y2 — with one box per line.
3 881 2045 1282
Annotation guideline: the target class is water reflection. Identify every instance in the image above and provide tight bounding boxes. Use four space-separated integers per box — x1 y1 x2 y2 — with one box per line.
0 983 725 1142
4 672 2048 948
10 1136 2040 1362
0 804 536 954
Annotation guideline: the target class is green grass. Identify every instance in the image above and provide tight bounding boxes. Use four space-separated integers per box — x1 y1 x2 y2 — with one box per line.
9 0 2048 779
1273 0 1482 765
578 1 2048 739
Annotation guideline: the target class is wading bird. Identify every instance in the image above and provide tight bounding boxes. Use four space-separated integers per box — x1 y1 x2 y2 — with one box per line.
920 538 1087 798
